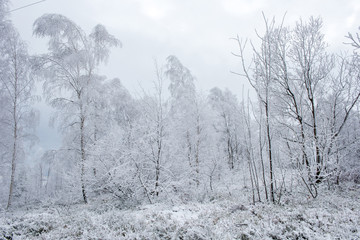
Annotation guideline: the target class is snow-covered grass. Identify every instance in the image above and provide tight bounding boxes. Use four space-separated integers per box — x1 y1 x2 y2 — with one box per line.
1 184 359 240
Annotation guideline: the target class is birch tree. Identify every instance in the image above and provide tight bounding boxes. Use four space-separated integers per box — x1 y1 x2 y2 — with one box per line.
33 14 120 203
234 14 279 202
208 87 242 170
165 56 201 190
0 25 38 208
132 62 169 201
290 17 333 183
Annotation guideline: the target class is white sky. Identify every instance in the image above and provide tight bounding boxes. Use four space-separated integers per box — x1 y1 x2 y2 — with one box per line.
8 0 360 157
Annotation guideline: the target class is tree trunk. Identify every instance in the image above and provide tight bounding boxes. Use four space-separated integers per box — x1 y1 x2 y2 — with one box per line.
195 119 201 187
309 91 322 183
7 129 17 209
154 136 161 197
258 104 268 201
265 102 275 203
80 113 87 204
7 70 18 209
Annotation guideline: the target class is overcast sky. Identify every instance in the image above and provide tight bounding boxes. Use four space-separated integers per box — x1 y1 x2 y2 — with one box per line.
8 0 360 159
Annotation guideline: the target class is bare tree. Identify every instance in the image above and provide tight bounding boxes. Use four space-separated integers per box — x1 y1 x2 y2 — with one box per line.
145 61 168 197
267 17 360 195
0 27 38 209
233 14 279 202
290 17 334 183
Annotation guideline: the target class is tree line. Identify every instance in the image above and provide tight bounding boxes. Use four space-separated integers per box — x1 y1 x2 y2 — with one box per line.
1 1 360 208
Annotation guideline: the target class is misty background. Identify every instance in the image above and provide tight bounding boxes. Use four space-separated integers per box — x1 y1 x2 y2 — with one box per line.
9 0 360 161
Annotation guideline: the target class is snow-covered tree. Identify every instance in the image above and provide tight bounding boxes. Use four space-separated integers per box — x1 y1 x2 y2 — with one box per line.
165 56 212 200
33 14 120 203
208 87 242 170
0 7 38 208
234 14 280 202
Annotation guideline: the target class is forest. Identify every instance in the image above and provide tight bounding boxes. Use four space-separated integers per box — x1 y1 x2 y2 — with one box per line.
0 0 360 239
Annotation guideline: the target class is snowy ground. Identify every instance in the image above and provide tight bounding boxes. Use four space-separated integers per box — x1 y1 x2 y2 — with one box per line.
1 184 360 239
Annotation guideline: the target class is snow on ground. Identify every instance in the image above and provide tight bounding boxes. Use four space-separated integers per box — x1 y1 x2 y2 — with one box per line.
1 184 360 239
